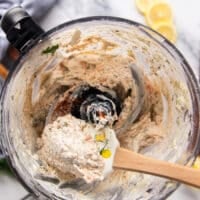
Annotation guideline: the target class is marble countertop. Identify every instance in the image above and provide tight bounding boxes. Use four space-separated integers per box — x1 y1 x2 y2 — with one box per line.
0 0 200 199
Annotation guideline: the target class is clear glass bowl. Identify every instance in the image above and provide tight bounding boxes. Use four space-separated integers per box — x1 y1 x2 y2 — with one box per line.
0 17 200 200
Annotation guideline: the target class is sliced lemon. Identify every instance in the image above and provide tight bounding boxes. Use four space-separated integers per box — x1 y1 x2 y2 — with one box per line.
153 22 177 43
193 157 200 169
135 0 157 15
145 2 173 27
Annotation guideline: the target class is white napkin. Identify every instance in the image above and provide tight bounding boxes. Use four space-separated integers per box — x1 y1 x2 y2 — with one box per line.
0 0 57 60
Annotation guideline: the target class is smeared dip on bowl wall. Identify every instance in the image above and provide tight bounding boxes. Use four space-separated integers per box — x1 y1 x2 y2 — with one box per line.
7 20 193 200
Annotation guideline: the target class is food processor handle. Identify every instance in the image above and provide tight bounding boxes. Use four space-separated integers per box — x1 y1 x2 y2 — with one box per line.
0 6 44 53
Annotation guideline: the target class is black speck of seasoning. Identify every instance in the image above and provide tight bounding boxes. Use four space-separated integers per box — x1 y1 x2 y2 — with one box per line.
33 72 37 78
146 188 153 193
32 117 45 127
150 104 156 121
188 130 192 137
126 88 132 97
184 109 189 121
68 55 74 60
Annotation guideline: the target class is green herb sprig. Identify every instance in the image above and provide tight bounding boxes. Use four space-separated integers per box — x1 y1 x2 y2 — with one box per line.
42 44 59 55
99 139 109 155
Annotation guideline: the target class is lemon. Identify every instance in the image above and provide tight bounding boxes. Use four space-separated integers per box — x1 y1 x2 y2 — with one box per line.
145 1 173 27
193 157 200 169
95 133 106 142
135 0 178 43
135 0 157 15
153 22 177 43
100 149 112 159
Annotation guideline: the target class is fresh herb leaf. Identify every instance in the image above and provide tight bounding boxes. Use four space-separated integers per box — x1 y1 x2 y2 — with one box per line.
99 139 108 154
42 44 59 55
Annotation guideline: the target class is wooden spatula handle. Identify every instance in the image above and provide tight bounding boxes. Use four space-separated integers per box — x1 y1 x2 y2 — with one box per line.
114 147 200 188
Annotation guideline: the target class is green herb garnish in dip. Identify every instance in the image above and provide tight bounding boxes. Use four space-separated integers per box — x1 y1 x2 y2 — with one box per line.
42 44 59 55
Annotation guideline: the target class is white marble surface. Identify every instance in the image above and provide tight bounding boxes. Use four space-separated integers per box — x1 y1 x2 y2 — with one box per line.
1 0 200 199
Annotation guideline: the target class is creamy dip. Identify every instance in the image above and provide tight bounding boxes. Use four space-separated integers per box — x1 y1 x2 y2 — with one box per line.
10 21 192 199
39 114 119 183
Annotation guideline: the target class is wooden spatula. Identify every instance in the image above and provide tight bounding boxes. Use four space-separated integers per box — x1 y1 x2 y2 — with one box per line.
114 148 200 188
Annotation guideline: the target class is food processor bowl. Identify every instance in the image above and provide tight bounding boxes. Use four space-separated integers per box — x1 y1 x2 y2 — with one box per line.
0 14 200 200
